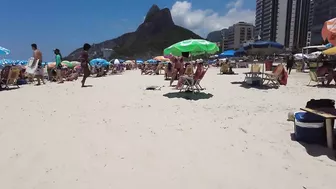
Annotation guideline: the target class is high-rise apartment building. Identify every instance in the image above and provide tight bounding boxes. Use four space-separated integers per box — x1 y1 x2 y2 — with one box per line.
256 0 311 50
227 22 255 49
306 0 314 46
284 0 311 50
255 0 279 41
310 0 336 45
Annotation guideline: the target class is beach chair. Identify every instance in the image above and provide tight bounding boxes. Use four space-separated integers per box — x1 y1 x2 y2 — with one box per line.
263 64 284 87
6 66 21 88
243 64 261 82
194 67 208 91
0 66 11 89
180 67 208 93
307 71 327 86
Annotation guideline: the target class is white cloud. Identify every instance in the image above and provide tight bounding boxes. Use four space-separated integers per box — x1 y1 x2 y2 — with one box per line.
171 0 255 36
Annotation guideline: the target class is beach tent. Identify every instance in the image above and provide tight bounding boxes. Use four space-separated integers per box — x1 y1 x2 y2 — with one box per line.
219 50 236 57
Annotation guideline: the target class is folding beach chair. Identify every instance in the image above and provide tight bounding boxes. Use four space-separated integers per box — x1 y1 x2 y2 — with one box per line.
263 64 284 87
180 67 208 93
0 66 11 89
6 66 21 89
307 71 327 86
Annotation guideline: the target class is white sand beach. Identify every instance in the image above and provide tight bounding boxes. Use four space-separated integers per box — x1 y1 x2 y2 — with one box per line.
0 68 336 189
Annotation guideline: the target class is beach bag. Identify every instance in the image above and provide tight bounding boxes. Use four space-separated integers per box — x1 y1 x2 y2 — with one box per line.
306 99 335 109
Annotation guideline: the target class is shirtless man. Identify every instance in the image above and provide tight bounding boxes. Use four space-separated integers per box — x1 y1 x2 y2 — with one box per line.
31 44 45 85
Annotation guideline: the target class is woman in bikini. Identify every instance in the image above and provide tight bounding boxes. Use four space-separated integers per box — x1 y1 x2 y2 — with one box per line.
79 43 91 87
170 56 184 86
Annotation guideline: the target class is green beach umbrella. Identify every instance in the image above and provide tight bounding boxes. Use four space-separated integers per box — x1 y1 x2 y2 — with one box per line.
164 39 219 56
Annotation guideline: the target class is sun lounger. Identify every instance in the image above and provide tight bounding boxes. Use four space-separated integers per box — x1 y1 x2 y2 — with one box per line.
307 71 327 86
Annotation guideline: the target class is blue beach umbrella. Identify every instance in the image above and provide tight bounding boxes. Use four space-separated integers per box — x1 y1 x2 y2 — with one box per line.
146 59 157 64
234 47 246 56
0 46 10 55
325 43 333 48
136 59 144 64
90 58 110 66
219 50 236 58
243 41 284 55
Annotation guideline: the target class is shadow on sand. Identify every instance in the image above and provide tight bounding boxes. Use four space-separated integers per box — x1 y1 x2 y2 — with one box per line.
231 81 276 90
217 73 239 75
0 86 20 91
290 133 336 161
307 84 336 89
163 91 213 101
82 85 93 88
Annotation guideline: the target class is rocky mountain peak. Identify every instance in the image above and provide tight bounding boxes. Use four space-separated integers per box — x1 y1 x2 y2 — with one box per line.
137 5 174 34
144 4 160 22
65 4 202 60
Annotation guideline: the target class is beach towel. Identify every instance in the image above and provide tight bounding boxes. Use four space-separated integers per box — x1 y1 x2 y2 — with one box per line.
279 69 288 85
25 58 39 75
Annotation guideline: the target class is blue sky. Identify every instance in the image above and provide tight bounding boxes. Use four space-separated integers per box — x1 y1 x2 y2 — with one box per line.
1 0 255 61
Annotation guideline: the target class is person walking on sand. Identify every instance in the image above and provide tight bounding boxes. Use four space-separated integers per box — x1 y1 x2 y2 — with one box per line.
286 53 294 75
54 48 64 83
79 43 91 87
31 44 45 85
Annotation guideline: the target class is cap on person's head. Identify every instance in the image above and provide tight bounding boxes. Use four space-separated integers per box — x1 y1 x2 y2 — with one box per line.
31 43 37 49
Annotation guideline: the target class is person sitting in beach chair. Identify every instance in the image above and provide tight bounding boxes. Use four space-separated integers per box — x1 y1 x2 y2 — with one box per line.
177 61 206 91
315 61 336 86
176 63 194 89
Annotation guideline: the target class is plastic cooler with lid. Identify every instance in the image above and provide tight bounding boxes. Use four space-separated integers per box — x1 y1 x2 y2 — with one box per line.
294 111 326 144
